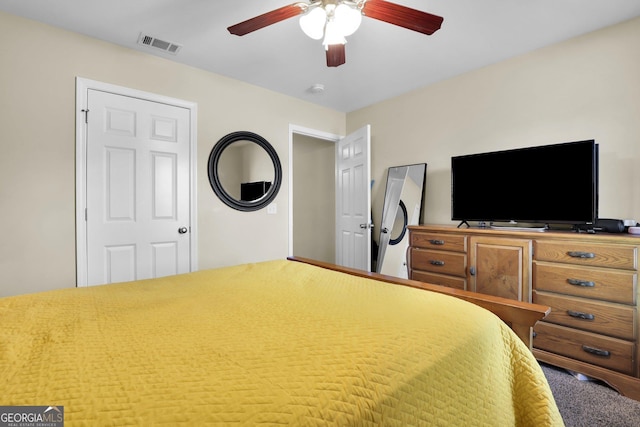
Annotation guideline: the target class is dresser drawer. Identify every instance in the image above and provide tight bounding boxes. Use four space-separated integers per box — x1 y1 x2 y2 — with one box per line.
534 240 637 270
410 248 467 277
534 262 637 304
410 232 467 252
411 270 467 290
533 292 635 340
534 322 635 375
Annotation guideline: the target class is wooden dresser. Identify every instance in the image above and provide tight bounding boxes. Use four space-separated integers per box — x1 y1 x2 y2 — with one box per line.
408 224 640 400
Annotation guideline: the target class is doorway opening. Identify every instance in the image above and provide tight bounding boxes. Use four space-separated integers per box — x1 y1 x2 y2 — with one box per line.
288 125 340 263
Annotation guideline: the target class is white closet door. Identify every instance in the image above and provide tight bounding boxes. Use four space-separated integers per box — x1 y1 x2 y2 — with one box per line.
85 89 191 285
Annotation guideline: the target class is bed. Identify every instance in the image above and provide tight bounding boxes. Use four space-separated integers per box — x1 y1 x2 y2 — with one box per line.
0 257 563 426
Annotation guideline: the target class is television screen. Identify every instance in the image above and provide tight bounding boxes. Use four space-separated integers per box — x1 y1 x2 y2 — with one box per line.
451 140 598 225
241 181 272 201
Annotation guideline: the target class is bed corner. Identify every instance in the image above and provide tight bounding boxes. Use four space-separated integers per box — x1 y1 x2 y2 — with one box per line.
287 256 550 348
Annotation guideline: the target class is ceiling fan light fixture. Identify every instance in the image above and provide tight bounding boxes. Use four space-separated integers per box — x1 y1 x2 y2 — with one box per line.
228 0 443 67
301 1 362 45
299 7 327 40
323 19 346 48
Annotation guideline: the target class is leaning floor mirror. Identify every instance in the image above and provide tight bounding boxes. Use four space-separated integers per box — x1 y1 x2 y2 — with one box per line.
377 163 427 278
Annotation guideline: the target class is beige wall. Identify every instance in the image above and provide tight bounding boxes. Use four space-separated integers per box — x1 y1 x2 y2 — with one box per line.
2 10 639 297
0 11 345 297
348 17 640 234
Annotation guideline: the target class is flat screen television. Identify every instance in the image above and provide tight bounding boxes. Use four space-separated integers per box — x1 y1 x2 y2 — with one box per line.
241 181 272 201
451 140 599 226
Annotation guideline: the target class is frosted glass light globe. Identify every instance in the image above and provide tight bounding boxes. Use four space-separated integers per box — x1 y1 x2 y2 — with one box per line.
334 3 362 37
299 7 327 40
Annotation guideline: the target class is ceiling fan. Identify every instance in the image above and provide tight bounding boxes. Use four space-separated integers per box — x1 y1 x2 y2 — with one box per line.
227 0 444 67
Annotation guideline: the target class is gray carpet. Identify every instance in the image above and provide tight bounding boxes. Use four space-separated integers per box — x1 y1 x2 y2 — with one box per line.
540 363 640 426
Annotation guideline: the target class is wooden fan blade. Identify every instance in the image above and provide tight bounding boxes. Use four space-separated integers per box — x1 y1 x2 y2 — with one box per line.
362 0 443 35
326 44 346 67
228 3 306 36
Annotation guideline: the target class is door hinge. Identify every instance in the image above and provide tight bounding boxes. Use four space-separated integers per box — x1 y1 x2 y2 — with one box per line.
81 109 89 123
85 208 87 221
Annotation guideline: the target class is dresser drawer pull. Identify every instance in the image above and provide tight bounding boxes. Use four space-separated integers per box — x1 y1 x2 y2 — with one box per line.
582 345 611 358
429 260 445 266
428 239 445 245
567 278 596 287
567 251 595 259
567 310 595 321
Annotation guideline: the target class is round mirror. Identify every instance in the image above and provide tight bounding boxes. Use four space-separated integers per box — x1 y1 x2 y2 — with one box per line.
208 131 282 211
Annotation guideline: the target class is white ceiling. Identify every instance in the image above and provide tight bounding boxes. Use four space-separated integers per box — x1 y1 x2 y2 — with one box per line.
2 0 639 112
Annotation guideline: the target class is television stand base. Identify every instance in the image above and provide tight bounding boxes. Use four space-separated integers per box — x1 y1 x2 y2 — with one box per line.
490 225 547 232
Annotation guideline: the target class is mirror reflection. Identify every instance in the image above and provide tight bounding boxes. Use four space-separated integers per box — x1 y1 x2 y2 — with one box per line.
389 200 408 244
377 163 427 277
217 141 275 201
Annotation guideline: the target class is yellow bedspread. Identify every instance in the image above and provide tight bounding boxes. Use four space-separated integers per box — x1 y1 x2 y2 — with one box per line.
0 260 562 426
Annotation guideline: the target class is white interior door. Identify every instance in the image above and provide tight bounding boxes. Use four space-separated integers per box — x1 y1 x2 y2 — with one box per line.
336 125 371 271
84 89 192 285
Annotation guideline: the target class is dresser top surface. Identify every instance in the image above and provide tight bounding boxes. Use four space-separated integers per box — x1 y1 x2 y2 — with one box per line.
410 224 640 245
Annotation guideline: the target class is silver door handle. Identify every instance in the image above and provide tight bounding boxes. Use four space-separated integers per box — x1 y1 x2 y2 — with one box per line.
359 223 374 229
178 227 188 234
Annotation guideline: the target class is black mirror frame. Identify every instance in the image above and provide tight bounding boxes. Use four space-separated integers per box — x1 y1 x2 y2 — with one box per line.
207 131 282 212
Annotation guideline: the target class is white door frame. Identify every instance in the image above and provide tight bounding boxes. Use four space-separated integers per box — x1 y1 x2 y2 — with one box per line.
288 124 341 258
75 77 198 286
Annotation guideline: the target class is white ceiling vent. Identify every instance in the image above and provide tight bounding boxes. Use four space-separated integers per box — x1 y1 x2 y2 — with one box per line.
137 33 182 55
